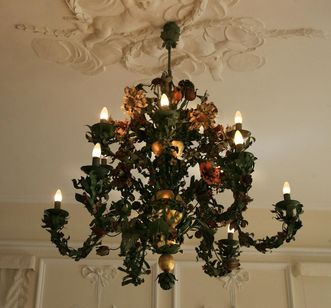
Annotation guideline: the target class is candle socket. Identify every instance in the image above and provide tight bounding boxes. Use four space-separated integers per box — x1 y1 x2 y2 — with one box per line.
284 193 291 201
100 119 108 124
235 123 242 131
92 157 100 166
227 233 234 240
54 201 61 209
235 144 244 152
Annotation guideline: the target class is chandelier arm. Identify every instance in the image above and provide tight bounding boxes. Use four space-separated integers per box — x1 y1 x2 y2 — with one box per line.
47 161 129 259
237 199 304 252
195 221 240 277
213 150 256 229
42 208 104 260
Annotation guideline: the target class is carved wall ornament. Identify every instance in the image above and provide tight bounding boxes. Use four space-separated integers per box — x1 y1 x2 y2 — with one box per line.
0 269 29 308
219 269 249 308
16 0 326 79
0 255 35 308
81 265 117 308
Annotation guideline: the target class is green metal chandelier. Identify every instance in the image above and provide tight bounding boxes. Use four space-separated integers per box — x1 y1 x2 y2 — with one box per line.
43 22 303 290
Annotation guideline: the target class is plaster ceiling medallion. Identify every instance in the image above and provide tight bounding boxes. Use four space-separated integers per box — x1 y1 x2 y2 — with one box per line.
16 0 326 79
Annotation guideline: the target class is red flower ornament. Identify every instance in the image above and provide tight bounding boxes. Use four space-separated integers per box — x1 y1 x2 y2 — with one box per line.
199 161 222 186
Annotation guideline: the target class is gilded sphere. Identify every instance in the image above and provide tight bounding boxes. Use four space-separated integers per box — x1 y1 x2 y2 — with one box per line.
158 254 175 272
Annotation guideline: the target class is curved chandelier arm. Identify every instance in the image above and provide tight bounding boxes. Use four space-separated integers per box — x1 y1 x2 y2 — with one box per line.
237 199 303 253
42 209 103 260
43 166 123 260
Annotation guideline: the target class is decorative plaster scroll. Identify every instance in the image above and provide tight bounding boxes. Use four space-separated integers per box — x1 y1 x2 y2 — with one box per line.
31 38 105 75
15 23 77 38
81 265 117 308
15 0 326 79
219 269 249 308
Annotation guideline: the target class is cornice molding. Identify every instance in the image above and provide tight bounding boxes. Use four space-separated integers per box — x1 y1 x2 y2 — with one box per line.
1 240 331 257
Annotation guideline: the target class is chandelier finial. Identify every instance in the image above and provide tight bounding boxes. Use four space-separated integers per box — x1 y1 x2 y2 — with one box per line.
160 21 180 77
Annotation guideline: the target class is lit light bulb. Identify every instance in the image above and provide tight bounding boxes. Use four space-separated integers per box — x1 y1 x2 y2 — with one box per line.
283 181 291 195
92 143 101 158
54 189 62 209
234 130 244 145
227 224 235 240
160 93 170 108
99 107 109 122
92 143 101 166
234 111 242 124
54 189 62 202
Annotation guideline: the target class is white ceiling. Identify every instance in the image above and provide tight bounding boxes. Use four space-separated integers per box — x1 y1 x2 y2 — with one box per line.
0 0 330 210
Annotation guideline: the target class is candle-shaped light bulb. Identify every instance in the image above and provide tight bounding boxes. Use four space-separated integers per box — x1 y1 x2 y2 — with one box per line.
234 130 244 145
92 143 101 158
227 224 235 240
283 181 291 200
99 107 109 123
283 181 291 194
54 189 62 209
234 111 242 124
160 93 170 108
92 143 101 166
54 189 62 202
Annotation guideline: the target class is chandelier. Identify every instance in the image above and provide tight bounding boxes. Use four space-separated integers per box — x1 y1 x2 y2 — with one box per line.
43 22 303 290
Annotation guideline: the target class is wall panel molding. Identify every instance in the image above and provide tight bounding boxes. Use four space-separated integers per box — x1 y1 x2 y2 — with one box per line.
293 262 331 278
173 261 295 308
1 247 331 308
35 258 158 308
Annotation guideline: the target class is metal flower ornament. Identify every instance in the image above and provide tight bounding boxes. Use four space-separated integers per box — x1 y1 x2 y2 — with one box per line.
42 22 303 290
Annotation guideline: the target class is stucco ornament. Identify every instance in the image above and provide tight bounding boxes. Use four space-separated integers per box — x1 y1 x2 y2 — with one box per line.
81 265 117 308
220 269 249 308
16 0 325 79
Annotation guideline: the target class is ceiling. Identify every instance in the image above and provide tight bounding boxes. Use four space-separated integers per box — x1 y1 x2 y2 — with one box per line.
0 0 330 210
